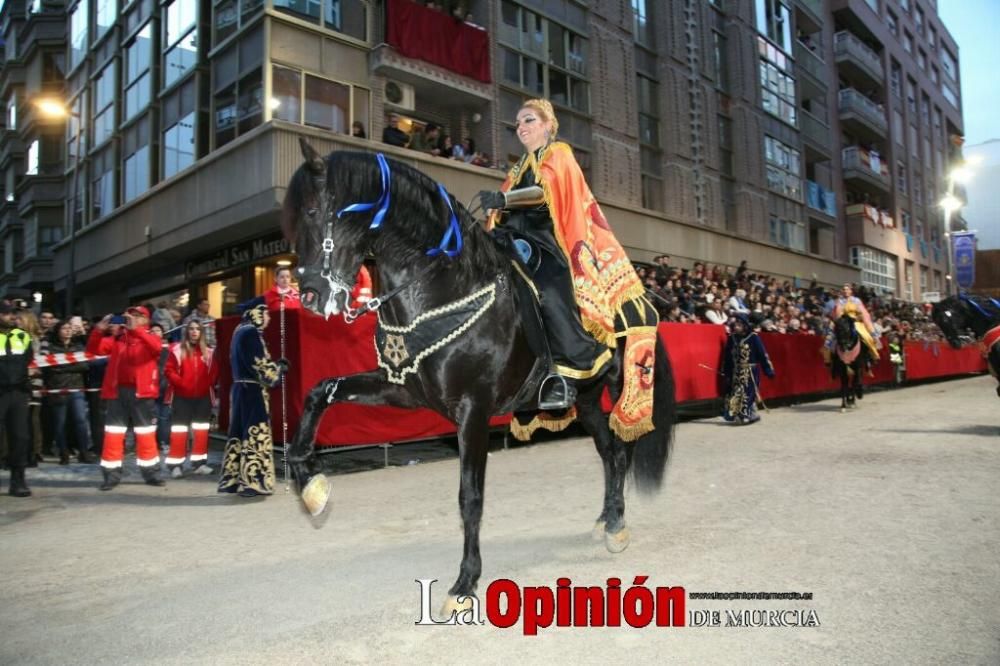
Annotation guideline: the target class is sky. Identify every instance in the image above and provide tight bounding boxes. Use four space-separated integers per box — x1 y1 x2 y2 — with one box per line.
938 0 1000 249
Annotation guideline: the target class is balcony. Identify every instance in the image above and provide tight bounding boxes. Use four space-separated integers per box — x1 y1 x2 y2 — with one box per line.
801 109 832 157
845 203 902 256
842 145 891 195
834 31 884 89
374 0 492 107
838 88 887 142
795 0 825 33
806 180 837 219
15 175 64 216
17 11 67 60
794 40 828 99
0 203 21 234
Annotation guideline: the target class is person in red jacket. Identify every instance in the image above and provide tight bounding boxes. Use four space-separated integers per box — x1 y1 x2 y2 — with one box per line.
263 266 301 312
164 320 219 478
86 305 165 490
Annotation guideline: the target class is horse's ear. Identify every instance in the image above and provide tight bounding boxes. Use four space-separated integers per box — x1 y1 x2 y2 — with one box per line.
299 137 325 175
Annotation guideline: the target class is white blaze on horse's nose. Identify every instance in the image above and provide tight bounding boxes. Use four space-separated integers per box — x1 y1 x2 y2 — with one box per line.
297 267 306 275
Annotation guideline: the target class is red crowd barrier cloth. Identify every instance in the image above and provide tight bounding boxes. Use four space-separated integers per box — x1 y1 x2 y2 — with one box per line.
386 0 491 84
217 312 986 447
901 340 987 378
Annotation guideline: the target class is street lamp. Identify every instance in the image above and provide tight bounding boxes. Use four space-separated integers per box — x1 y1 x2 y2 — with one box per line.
34 97 81 317
939 158 977 296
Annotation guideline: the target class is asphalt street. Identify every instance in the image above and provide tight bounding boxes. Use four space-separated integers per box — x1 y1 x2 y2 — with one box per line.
1 376 998 665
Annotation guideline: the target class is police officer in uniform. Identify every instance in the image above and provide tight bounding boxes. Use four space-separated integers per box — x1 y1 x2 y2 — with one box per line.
0 302 32 497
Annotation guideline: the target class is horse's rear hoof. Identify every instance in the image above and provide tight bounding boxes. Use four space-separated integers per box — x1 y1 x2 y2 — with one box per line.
441 594 476 620
591 520 606 541
605 526 631 553
301 474 332 518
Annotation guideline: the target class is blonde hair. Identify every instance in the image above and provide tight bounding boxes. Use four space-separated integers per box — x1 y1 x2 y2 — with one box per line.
521 98 559 140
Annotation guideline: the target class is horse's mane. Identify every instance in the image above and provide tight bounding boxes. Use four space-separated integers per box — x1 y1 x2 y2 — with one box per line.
941 294 1000 321
282 151 507 286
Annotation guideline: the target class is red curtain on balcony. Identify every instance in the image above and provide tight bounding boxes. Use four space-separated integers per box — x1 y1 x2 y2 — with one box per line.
386 0 491 84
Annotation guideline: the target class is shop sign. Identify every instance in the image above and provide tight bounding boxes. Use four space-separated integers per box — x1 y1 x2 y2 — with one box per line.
185 235 290 279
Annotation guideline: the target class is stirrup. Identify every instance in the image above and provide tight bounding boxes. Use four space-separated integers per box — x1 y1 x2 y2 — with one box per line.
538 374 576 411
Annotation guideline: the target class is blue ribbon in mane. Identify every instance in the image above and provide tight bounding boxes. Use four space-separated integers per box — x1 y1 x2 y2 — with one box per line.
960 294 993 319
337 153 392 229
336 153 462 259
425 183 463 259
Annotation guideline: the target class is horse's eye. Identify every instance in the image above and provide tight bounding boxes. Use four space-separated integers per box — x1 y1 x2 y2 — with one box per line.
944 311 951 317
306 208 319 217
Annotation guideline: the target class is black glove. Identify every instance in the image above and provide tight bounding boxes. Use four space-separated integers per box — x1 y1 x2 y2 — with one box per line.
477 190 506 211
276 357 290 372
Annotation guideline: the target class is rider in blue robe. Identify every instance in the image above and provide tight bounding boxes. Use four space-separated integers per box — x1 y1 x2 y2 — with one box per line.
218 298 286 497
722 313 775 425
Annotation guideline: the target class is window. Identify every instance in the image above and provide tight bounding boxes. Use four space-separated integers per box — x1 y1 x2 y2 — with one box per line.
755 0 791 53
274 0 320 23
640 146 662 211
95 0 116 40
66 91 87 162
758 37 797 126
917 49 926 71
933 106 942 131
887 10 898 36
26 140 39 175
304 74 347 133
6 97 15 131
930 65 939 85
123 121 150 203
499 3 589 114
769 216 806 251
124 24 153 122
212 29 263 148
913 172 923 206
903 30 912 54
637 75 658 146
929 26 937 49
162 112 195 179
941 48 957 81
890 60 901 97
900 0 910 11
162 79 197 178
326 0 368 41
942 83 958 108
69 0 88 69
915 6 924 34
850 246 897 293
242 0 264 22
764 135 801 200
921 93 930 125
214 0 238 45
712 22 729 91
93 63 116 146
164 0 198 89
893 109 904 145
271 65 301 123
237 70 263 135
906 77 917 116
91 148 115 222
897 161 907 195
632 0 652 48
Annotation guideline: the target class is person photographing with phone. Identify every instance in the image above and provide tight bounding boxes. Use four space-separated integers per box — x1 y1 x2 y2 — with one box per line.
86 305 166 490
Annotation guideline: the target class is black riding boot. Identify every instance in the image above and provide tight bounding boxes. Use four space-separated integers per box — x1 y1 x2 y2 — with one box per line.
538 374 577 411
99 467 122 491
9 467 31 497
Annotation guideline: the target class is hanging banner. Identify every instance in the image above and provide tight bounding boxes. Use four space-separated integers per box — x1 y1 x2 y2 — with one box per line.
952 231 976 289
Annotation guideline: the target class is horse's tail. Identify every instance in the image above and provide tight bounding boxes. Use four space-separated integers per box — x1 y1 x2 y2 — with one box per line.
630 335 675 495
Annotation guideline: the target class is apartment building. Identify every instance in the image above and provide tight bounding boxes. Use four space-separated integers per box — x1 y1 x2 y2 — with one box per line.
0 0 962 314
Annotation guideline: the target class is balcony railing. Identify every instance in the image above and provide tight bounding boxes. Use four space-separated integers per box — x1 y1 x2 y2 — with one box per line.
796 0 824 25
838 88 887 134
842 145 891 189
800 109 831 155
794 39 827 84
834 31 884 84
385 0 491 83
806 180 837 217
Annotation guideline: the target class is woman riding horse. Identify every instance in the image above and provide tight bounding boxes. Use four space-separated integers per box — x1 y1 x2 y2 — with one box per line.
478 98 653 412
832 284 880 371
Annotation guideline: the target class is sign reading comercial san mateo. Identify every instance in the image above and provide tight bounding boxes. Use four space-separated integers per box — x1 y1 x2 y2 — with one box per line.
185 234 290 279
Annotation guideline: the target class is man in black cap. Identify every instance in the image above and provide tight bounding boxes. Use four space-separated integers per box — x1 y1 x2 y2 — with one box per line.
0 302 32 496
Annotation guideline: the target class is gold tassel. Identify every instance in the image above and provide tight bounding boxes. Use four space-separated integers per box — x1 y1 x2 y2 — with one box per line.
609 414 655 443
509 408 578 442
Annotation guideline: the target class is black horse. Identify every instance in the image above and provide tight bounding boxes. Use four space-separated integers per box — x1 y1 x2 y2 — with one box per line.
281 142 676 613
831 314 872 412
932 295 1000 397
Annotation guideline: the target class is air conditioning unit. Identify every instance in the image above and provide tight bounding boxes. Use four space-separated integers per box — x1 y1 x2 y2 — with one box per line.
384 80 415 111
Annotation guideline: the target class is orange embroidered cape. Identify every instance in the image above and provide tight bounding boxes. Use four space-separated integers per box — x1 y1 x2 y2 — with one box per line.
493 142 656 441
491 142 647 348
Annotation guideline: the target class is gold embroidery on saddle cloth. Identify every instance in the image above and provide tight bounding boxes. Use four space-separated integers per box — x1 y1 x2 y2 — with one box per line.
727 343 751 419
376 282 497 385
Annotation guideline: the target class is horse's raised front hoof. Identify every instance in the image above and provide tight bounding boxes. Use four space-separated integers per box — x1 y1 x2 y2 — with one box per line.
591 520 606 541
301 474 332 518
605 526 631 553
440 594 476 620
